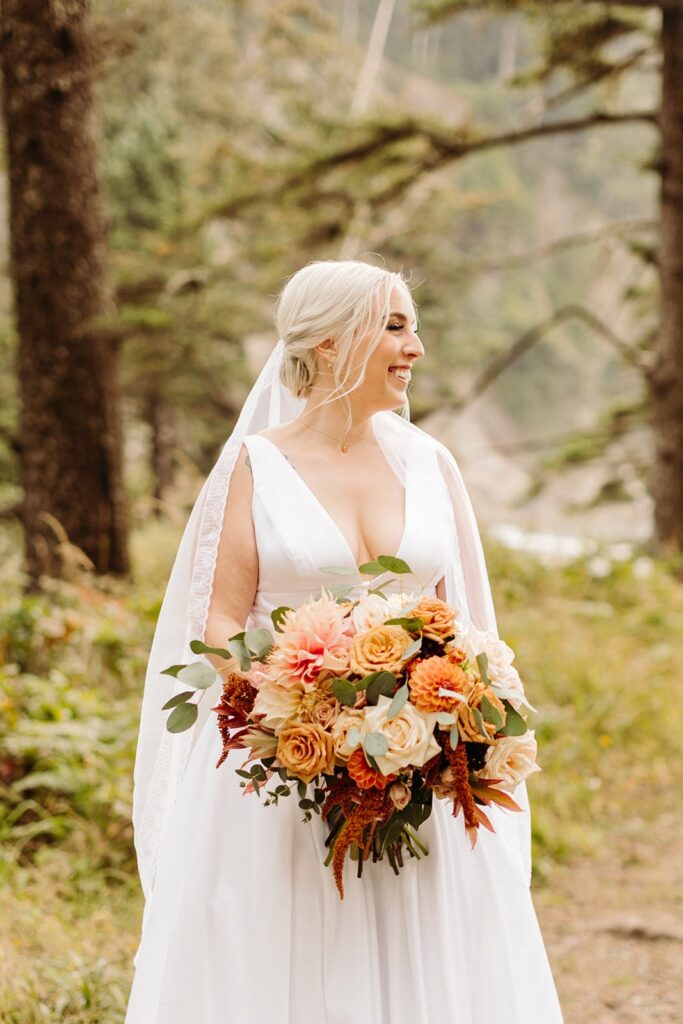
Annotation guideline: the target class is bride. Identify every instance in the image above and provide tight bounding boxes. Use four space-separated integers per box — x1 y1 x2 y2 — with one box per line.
125 259 564 1023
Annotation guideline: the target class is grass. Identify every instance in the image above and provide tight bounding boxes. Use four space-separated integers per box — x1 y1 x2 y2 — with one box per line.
1 518 682 1021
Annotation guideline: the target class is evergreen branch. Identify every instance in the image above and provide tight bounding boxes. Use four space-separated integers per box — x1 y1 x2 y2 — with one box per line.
541 46 656 113
417 0 683 25
197 110 657 230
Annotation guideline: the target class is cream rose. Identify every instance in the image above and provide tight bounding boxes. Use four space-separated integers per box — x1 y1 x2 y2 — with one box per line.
276 722 336 783
330 708 367 764
459 624 526 709
361 694 440 776
350 591 419 633
480 730 541 792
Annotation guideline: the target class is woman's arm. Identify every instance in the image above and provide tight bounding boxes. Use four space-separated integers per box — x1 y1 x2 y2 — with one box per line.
203 444 259 675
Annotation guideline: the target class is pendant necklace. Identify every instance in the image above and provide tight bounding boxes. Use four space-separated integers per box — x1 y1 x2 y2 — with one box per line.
300 421 368 454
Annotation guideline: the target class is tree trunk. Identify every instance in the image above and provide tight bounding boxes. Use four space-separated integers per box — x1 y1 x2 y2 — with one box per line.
145 390 175 514
649 8 683 553
0 0 130 583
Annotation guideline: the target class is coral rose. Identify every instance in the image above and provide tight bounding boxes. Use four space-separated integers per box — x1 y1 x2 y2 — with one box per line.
276 722 336 783
413 596 458 642
349 624 414 676
408 655 471 714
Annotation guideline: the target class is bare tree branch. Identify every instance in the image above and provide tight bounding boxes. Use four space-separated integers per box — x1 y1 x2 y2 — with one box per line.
450 304 652 414
454 218 658 273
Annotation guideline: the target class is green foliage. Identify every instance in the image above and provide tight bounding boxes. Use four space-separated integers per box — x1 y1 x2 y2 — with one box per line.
0 522 682 1016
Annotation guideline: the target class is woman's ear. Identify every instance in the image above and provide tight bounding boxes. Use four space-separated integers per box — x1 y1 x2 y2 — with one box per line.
315 338 338 363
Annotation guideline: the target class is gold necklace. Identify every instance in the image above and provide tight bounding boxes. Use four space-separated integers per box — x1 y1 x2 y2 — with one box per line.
299 420 368 453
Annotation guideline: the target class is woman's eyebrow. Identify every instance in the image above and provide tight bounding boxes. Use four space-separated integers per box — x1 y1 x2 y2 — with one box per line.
388 311 419 328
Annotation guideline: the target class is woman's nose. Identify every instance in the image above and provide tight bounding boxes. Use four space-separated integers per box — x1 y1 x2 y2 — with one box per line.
404 329 424 359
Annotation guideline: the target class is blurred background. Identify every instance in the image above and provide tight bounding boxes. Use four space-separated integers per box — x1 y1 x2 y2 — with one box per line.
1 1 682 1021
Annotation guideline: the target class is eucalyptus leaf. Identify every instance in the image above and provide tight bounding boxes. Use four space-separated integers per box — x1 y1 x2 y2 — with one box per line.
471 706 488 739
401 637 422 661
476 651 490 684
161 690 195 710
190 640 231 659
377 554 412 574
318 564 358 575
480 694 503 730
384 616 424 632
449 724 460 749
366 671 398 705
177 662 217 690
500 703 528 736
357 559 386 575
271 606 292 632
437 686 467 702
161 663 187 678
245 628 273 660
226 633 252 671
167 701 198 733
331 678 357 707
435 711 456 725
387 683 409 720
346 727 362 748
363 731 389 757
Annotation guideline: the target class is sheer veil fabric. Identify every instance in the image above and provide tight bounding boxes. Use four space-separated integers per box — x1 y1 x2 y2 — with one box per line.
130 337 532 957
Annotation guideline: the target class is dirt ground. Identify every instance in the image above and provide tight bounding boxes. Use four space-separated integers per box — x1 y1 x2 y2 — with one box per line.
535 809 683 1023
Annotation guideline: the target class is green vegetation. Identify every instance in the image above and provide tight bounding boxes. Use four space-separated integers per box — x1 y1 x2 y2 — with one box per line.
0 519 681 1021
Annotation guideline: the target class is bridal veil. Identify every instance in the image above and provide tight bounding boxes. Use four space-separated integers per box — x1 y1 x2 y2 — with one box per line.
130 336 533 942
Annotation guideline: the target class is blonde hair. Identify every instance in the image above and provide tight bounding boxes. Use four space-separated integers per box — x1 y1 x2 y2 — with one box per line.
273 259 417 427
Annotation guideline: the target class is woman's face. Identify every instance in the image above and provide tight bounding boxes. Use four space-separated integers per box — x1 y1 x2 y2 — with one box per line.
355 285 425 410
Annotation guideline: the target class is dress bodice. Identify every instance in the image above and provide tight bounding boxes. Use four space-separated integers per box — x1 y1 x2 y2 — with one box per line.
242 432 452 630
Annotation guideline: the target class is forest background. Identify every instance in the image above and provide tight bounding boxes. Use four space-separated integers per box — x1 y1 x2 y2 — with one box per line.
0 2 682 1021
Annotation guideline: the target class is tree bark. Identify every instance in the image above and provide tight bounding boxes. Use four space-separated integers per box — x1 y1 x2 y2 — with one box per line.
145 390 175 514
648 8 683 553
0 0 129 583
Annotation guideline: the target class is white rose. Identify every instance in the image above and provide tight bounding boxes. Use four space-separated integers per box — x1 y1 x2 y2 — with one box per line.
350 591 418 633
460 624 525 709
480 731 541 793
362 694 440 776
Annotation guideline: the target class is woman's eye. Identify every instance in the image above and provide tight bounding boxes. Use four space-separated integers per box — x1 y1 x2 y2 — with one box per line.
388 323 403 331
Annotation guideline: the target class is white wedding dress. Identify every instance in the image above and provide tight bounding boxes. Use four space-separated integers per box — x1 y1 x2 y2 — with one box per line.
125 433 564 1024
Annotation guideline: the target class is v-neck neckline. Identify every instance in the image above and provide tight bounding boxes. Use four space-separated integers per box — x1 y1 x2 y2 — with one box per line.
251 433 411 574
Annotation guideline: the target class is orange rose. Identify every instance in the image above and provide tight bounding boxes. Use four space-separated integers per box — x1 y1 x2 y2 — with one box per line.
413 597 458 642
349 624 414 676
276 722 336 782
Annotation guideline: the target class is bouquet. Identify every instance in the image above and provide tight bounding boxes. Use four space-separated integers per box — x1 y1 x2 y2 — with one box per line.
161 556 540 899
